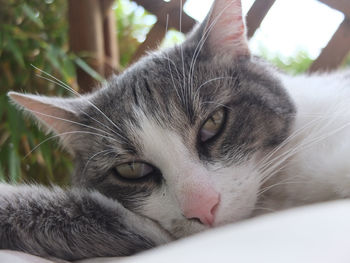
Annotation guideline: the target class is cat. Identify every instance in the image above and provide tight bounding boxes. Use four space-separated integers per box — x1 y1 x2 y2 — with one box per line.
2 0 350 260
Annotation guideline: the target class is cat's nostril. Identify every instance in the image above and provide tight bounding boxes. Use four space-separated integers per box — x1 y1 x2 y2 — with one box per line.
183 192 220 226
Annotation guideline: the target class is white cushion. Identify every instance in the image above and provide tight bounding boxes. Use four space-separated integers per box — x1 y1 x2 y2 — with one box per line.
2 200 350 263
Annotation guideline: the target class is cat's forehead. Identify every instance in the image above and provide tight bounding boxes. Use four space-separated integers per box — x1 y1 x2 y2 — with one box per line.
82 50 294 159
111 50 241 106
101 51 232 125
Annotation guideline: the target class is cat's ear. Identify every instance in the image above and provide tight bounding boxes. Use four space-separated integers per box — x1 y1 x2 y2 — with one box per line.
189 0 249 58
8 92 83 149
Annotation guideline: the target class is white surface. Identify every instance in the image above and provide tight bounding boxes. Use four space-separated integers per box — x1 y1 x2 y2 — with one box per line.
0 250 55 263
119 200 350 263
2 200 350 263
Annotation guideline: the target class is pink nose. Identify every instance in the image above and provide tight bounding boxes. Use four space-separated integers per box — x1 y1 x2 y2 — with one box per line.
182 188 220 226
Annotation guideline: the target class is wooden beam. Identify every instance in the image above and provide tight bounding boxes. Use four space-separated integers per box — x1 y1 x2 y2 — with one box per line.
133 0 196 33
101 0 115 16
130 22 165 64
130 0 196 64
317 0 350 18
133 0 168 15
132 0 280 62
246 0 276 39
309 18 350 73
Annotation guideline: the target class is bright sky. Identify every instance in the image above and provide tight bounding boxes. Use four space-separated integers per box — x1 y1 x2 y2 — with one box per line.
184 0 344 59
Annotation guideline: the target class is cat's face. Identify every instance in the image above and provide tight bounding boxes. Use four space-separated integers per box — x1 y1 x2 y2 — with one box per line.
9 0 295 238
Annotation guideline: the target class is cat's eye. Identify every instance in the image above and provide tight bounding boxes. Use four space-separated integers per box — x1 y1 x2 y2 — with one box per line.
200 108 225 142
114 162 154 180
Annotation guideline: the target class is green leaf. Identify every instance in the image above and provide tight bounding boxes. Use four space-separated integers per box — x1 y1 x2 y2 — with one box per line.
0 162 5 182
45 45 61 71
0 30 3 50
39 137 54 180
7 101 23 148
5 37 25 67
1 0 73 186
0 95 5 120
21 3 44 29
74 57 105 82
47 46 72 81
9 146 21 183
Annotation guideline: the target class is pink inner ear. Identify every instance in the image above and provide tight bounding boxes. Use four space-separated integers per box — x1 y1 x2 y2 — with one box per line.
33 104 74 134
206 0 250 57
9 92 76 135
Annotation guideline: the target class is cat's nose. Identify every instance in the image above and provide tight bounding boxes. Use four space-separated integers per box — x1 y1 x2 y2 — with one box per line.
182 187 220 226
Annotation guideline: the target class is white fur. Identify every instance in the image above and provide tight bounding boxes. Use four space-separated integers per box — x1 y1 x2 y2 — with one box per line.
0 184 16 196
133 110 261 237
131 70 350 236
260 71 350 210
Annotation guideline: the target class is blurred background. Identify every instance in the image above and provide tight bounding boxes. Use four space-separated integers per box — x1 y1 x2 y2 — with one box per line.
1 0 350 185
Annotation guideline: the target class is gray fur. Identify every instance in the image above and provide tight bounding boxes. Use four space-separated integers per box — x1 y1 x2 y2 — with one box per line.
72 45 295 196
1 0 296 260
0 184 171 260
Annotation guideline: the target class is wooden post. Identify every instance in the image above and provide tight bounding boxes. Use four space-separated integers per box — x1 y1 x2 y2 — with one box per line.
129 22 165 64
68 0 104 93
317 0 350 18
130 0 195 63
246 0 276 39
102 0 120 77
132 0 195 32
68 0 119 93
309 18 350 73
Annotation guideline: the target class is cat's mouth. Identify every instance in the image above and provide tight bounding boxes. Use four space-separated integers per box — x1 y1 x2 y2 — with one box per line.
188 217 202 225
167 217 209 238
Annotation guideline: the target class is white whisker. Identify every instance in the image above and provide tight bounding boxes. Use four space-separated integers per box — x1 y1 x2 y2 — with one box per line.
82 149 117 175
24 130 120 159
28 109 116 139
32 65 129 142
163 15 183 104
258 112 350 186
189 1 234 102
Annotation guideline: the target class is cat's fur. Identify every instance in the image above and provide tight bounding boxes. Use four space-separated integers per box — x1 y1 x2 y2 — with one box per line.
2 0 350 260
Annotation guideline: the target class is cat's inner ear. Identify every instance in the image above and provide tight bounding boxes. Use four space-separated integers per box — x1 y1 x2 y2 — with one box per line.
204 0 250 58
8 92 81 136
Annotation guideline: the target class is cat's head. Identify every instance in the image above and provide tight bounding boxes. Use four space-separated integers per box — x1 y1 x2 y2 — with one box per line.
9 0 295 237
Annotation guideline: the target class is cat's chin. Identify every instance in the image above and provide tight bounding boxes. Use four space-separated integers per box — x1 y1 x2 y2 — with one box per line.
169 219 209 238
169 209 254 239
215 199 256 226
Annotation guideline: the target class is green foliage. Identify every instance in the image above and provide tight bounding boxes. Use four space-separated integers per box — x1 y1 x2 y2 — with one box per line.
161 29 185 48
258 47 313 75
115 0 156 67
0 0 156 185
0 0 75 185
343 53 350 68
115 0 185 68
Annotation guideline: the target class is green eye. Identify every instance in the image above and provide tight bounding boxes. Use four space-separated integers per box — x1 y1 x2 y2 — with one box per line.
200 108 225 142
115 162 154 180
